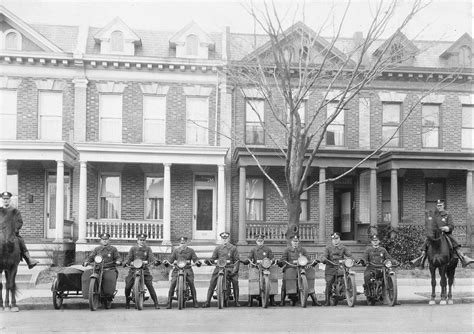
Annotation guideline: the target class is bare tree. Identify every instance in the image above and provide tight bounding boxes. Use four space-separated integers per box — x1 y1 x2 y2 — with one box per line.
224 0 458 239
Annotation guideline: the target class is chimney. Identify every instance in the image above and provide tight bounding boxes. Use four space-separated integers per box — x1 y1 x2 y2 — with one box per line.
353 31 369 66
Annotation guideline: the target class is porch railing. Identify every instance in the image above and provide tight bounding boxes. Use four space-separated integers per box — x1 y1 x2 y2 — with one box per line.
86 219 164 241
246 222 317 241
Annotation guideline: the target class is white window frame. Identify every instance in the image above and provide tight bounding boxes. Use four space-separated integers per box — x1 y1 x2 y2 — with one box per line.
110 30 124 52
421 104 440 148
38 91 63 141
246 177 265 221
143 95 166 143
245 99 265 145
462 105 474 149
186 97 209 145
99 94 122 143
0 89 17 140
186 34 199 56
382 103 401 147
326 101 345 146
99 173 121 219
4 29 22 50
144 175 164 220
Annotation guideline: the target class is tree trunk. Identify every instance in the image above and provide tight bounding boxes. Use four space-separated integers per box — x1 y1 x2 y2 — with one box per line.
287 197 302 240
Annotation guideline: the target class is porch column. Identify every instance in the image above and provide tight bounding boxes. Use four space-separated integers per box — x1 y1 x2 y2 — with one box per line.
0 159 7 193
238 166 247 245
467 170 474 248
390 168 399 229
217 164 226 237
77 161 87 243
162 163 171 245
318 167 326 243
370 168 377 227
54 160 65 243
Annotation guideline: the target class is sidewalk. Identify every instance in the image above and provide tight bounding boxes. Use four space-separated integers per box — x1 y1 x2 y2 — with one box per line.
12 276 474 310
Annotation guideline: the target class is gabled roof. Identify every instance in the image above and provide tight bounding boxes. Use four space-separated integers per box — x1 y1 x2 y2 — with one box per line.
169 21 215 49
0 5 63 53
440 33 473 58
241 21 353 66
93 17 141 45
373 31 419 57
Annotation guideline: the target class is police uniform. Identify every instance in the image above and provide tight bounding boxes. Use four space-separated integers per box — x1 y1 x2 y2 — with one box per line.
247 235 276 306
363 235 392 289
202 232 241 307
124 234 159 309
166 237 200 308
86 243 121 269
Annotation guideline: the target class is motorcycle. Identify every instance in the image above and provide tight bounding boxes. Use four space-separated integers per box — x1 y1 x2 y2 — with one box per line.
245 258 278 308
126 258 160 310
279 256 318 308
164 259 200 309
87 255 119 311
205 259 240 309
362 259 399 306
324 258 357 307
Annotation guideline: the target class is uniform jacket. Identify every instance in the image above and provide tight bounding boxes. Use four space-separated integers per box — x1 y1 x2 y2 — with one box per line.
168 246 199 270
210 243 240 273
125 245 156 265
248 245 274 262
322 243 352 273
431 208 459 248
87 244 121 269
363 246 391 268
281 245 308 263
0 206 23 236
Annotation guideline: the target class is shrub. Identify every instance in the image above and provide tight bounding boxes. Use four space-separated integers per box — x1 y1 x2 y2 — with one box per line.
378 224 425 268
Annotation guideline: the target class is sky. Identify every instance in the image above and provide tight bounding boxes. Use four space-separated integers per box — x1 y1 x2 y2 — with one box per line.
0 0 472 41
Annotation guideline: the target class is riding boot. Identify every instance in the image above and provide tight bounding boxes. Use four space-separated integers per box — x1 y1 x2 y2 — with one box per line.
324 285 331 306
455 248 474 268
310 293 322 306
149 290 159 309
190 284 199 308
125 296 131 309
269 295 275 306
166 291 173 309
202 289 213 308
234 286 240 307
22 251 40 269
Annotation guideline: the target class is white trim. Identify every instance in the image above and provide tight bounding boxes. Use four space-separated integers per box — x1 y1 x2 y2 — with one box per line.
3 29 22 51
459 95 474 105
139 83 169 95
97 82 127 93
34 79 66 91
183 85 213 96
378 91 407 102
421 94 445 104
0 76 22 89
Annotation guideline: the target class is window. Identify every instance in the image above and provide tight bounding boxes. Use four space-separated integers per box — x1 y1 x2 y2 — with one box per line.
245 99 265 145
99 94 122 142
381 178 402 224
462 105 474 149
110 31 124 52
282 46 294 63
5 172 18 208
186 97 208 145
99 175 121 219
382 103 401 147
186 34 199 56
287 101 305 127
143 95 166 143
422 104 440 148
390 43 403 63
0 89 17 139
5 31 21 50
145 176 164 220
246 178 264 220
300 187 309 221
326 102 345 146
425 179 445 213
38 91 63 140
459 46 472 67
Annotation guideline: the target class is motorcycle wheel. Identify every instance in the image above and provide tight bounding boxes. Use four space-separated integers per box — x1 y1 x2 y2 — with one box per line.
261 275 270 308
134 277 144 310
88 277 99 311
300 275 308 308
52 278 63 310
177 275 185 310
217 275 224 309
345 274 357 307
384 274 398 307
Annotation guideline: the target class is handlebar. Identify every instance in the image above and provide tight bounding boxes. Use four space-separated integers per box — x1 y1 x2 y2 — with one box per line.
324 259 354 266
246 259 277 266
204 259 240 267
279 259 319 267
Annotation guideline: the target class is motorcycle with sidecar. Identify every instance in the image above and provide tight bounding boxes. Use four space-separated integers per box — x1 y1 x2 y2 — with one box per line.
244 258 278 308
84 255 120 311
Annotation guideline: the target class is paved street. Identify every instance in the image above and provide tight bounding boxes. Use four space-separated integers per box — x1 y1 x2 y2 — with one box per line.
1 303 472 333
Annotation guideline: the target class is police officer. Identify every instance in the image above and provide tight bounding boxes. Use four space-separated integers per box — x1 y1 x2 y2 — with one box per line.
321 232 353 306
244 234 276 306
202 232 240 308
164 236 201 309
361 234 394 296
279 235 321 306
0 191 39 269
83 232 121 308
411 199 474 268
124 233 161 309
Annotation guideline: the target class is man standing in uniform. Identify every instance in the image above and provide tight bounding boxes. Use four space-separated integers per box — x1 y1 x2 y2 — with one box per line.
411 199 474 268
321 232 353 306
0 191 39 269
202 232 240 308
361 234 394 296
164 236 201 308
124 233 161 309
279 235 321 306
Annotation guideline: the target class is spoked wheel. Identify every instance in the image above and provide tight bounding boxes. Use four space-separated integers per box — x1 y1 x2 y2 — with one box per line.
177 275 185 310
299 275 308 308
134 277 144 310
384 274 398 307
88 277 100 311
345 274 357 307
261 275 270 308
217 275 225 309
52 278 63 310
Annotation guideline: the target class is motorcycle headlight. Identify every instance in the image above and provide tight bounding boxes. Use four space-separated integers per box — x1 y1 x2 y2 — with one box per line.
344 258 355 268
261 258 272 269
217 259 227 267
297 256 308 266
384 260 392 268
177 260 187 269
94 255 103 264
132 259 143 268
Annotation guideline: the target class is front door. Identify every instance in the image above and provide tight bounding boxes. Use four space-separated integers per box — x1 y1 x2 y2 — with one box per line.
45 172 70 239
193 187 215 239
334 185 355 240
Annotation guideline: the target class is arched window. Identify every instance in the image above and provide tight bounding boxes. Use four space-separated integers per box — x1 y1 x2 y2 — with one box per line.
459 45 472 66
5 30 21 50
186 34 199 56
282 46 294 63
110 30 124 52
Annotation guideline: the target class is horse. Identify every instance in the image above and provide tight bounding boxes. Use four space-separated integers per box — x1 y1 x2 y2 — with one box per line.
425 212 458 305
0 216 22 312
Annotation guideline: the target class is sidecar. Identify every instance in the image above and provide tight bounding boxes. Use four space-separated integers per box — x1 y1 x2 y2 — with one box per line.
51 265 87 309
281 266 317 305
248 265 279 306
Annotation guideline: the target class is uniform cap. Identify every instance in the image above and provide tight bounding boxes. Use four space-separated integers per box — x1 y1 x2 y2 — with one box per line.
436 199 445 205
99 232 111 240
179 236 188 242
255 234 265 240
1 191 12 199
290 235 300 241
370 234 379 241
220 232 230 239
331 232 341 239
137 233 147 240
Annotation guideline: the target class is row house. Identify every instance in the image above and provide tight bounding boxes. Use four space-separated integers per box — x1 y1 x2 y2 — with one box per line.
0 6 472 264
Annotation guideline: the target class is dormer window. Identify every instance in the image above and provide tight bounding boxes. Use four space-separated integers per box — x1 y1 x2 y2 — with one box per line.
3 29 21 50
110 31 124 52
390 43 403 63
186 34 199 56
459 45 472 66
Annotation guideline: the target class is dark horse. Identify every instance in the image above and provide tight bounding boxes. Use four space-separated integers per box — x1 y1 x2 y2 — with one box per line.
425 212 458 305
0 216 21 312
